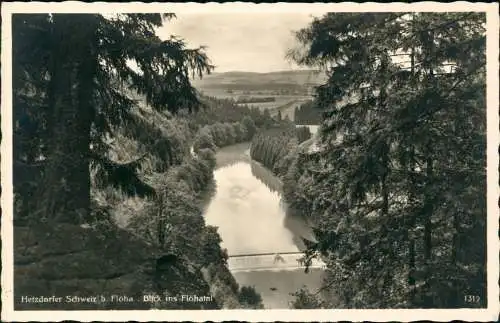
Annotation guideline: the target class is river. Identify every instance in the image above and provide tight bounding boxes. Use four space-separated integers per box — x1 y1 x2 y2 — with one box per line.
203 125 324 309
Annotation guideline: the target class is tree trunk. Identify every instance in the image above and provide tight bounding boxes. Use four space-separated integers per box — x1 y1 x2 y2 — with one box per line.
34 15 76 224
421 152 433 307
33 15 97 224
407 28 417 307
421 28 435 307
423 155 433 260
450 210 460 306
71 15 98 223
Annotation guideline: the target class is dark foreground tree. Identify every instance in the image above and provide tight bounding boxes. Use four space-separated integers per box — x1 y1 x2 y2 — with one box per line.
288 12 486 308
13 13 213 224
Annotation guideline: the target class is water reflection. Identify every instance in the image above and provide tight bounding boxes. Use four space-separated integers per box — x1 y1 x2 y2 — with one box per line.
214 142 251 169
250 161 282 194
249 161 317 245
204 161 298 255
207 145 317 255
204 142 324 308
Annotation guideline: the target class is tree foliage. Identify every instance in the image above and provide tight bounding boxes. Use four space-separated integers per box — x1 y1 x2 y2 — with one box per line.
238 286 264 309
13 13 264 309
193 118 254 152
13 13 213 224
125 124 254 307
250 125 312 177
187 96 276 132
290 287 325 309
285 12 486 308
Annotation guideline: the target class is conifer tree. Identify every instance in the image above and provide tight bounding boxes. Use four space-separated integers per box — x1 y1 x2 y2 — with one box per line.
288 12 486 308
13 13 213 224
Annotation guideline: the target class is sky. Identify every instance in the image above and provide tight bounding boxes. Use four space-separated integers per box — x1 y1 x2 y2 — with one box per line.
156 13 321 73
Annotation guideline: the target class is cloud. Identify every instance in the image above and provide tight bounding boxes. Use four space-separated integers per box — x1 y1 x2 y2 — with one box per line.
157 12 319 73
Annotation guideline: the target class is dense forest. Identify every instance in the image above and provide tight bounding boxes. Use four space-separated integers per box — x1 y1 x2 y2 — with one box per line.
296 12 487 308
12 13 270 309
251 12 486 309
250 125 312 176
187 96 276 131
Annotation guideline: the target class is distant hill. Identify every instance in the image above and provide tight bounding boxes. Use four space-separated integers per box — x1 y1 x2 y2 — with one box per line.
192 70 327 93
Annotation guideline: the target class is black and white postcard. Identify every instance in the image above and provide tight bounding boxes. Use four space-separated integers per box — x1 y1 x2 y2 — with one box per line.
1 2 499 322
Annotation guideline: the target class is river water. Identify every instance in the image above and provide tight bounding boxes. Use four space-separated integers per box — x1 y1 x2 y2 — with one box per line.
203 125 324 309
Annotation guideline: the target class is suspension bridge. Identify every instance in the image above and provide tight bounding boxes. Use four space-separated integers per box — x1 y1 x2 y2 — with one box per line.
227 251 326 273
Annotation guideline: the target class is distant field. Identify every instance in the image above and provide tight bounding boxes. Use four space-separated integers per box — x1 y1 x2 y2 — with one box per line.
199 88 312 111
193 70 326 87
193 69 326 97
193 70 323 117
236 96 312 111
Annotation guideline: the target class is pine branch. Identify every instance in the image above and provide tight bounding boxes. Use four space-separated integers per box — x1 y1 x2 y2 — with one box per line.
413 13 477 35
93 153 155 197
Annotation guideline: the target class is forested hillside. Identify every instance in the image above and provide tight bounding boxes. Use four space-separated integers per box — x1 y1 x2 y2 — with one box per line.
188 96 276 132
250 125 312 177
251 12 487 309
12 13 265 310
